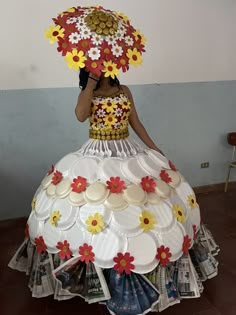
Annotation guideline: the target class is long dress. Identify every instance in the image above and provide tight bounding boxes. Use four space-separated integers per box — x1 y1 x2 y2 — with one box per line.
9 90 219 314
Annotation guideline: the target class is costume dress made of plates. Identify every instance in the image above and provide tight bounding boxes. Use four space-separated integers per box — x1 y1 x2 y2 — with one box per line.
9 90 219 314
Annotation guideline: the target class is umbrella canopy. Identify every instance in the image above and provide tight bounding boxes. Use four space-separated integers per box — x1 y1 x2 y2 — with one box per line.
45 6 146 78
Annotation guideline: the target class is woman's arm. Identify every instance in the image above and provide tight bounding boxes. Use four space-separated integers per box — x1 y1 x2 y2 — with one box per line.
123 86 164 154
75 76 98 122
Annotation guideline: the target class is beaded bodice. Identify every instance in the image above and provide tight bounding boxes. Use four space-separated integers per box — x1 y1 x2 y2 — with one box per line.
89 92 131 140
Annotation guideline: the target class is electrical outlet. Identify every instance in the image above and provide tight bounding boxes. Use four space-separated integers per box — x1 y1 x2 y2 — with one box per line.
201 162 209 168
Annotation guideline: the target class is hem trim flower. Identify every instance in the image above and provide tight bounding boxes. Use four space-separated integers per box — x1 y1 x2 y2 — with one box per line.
35 236 47 254
156 245 172 266
182 235 191 255
56 240 73 260
79 243 95 264
113 252 135 274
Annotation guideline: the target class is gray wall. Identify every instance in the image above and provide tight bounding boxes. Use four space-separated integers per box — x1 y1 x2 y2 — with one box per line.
1 81 236 220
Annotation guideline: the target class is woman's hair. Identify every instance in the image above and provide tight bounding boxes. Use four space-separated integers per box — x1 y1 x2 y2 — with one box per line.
79 68 120 90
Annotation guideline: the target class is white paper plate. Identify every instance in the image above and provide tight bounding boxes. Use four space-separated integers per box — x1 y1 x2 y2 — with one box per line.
146 149 169 168
84 181 109 204
147 192 163 205
127 232 159 274
111 204 143 237
35 190 53 220
120 158 149 184
123 184 147 205
42 219 63 253
158 222 185 261
28 211 44 244
175 181 196 207
50 198 79 230
41 173 54 190
154 179 171 198
55 178 72 198
46 184 56 198
104 193 128 211
54 153 79 176
64 221 92 256
91 227 128 268
189 205 201 228
97 158 130 185
69 157 100 183
137 154 161 178
68 191 86 206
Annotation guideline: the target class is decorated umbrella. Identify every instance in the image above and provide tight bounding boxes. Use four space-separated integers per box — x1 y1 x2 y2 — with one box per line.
45 5 146 78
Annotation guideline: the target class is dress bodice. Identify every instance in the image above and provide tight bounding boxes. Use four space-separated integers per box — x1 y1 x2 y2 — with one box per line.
89 92 131 140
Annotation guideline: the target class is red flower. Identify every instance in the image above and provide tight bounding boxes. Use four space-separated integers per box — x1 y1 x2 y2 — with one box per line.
57 37 75 56
100 43 113 61
140 176 156 192
182 235 191 255
35 236 47 254
86 58 104 77
160 170 172 183
116 54 130 72
24 224 29 238
51 170 63 185
79 243 95 264
193 225 197 241
106 176 126 193
47 165 55 175
156 245 172 266
169 160 178 171
133 41 146 53
77 39 92 53
71 176 87 193
56 240 73 260
113 252 135 274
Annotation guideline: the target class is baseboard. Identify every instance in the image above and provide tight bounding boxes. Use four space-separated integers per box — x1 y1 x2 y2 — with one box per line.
193 181 236 194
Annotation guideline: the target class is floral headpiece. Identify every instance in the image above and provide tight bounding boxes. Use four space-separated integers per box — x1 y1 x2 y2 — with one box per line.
45 6 146 78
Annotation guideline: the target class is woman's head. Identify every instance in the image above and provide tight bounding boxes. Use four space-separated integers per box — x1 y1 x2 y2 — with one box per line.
79 68 120 90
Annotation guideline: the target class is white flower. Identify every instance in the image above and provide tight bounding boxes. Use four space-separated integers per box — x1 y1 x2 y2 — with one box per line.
88 47 101 60
66 17 77 25
114 122 121 129
118 24 126 35
97 109 106 118
111 44 123 58
115 108 123 117
80 28 91 39
76 20 86 30
113 31 125 41
91 34 103 46
125 36 134 46
69 32 81 44
105 35 116 45
99 123 106 129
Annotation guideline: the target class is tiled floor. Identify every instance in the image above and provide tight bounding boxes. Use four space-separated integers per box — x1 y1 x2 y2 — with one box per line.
1 190 236 315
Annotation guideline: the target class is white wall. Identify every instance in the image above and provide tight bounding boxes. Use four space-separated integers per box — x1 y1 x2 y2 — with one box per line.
1 0 236 89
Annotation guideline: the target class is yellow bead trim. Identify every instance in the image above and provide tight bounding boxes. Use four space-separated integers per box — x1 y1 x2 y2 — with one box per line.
89 128 129 140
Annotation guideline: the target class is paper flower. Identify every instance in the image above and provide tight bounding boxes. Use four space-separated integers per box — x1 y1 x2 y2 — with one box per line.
101 99 117 113
31 197 37 210
133 30 146 45
35 236 47 254
117 55 129 72
160 170 172 183
188 195 198 209
56 240 73 260
51 170 63 185
193 225 197 240
139 210 157 231
113 252 135 274
65 49 87 70
71 176 87 193
140 176 156 193
126 48 142 66
47 165 55 175
86 213 105 234
45 25 65 44
106 176 126 193
50 210 61 226
156 245 172 266
104 115 118 128
86 59 104 76
182 235 191 255
102 60 119 79
172 204 186 223
169 160 178 171
24 224 29 239
79 243 95 264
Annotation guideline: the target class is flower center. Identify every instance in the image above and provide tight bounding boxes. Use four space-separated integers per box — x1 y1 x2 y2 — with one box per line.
63 246 68 252
82 41 89 48
73 56 80 62
178 211 182 216
52 31 59 36
62 43 68 49
104 48 110 54
77 182 82 187
144 218 149 224
120 259 127 267
84 249 89 256
161 252 167 259
91 62 97 68
92 220 98 226
120 59 126 65
108 66 113 72
132 55 138 61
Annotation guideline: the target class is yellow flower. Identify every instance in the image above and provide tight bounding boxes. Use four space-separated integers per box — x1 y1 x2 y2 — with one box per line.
188 195 198 209
172 205 186 223
102 61 119 79
59 7 76 17
104 115 118 128
44 25 64 44
50 210 61 226
65 49 87 71
126 48 142 67
86 213 104 234
115 12 130 23
31 197 37 210
139 210 157 231
101 99 118 113
133 30 146 45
